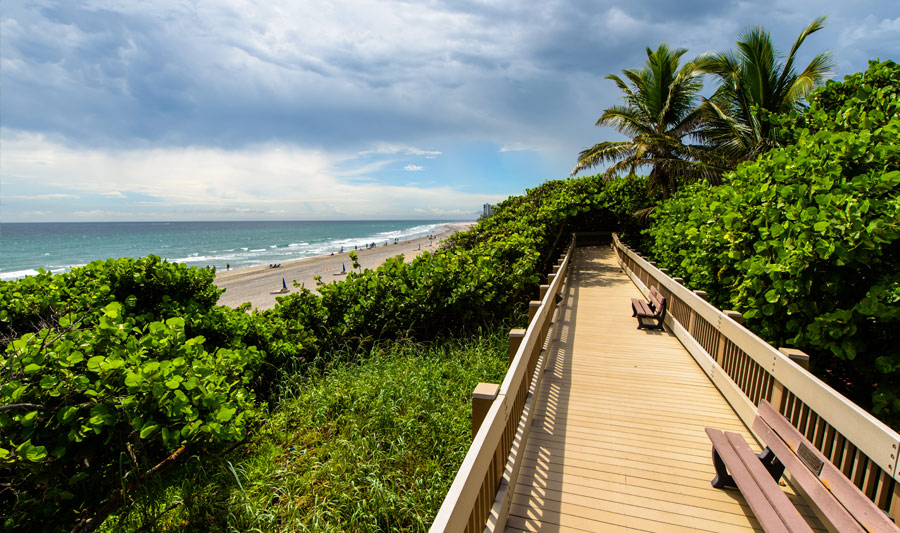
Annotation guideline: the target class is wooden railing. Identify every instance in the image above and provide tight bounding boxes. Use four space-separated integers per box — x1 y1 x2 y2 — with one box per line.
612 233 900 520
430 236 575 532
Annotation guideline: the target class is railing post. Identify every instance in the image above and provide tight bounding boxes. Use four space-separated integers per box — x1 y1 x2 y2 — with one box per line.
714 311 742 365
685 290 703 335
673 277 684 285
472 383 500 439
508 329 526 365
770 378 786 413
528 301 541 322
539 284 549 300
547 273 556 285
779 347 811 370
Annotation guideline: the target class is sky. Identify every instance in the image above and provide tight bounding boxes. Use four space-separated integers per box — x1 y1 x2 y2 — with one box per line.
1 0 897 222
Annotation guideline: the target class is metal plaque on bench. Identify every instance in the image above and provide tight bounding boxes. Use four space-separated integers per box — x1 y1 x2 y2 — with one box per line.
797 443 824 476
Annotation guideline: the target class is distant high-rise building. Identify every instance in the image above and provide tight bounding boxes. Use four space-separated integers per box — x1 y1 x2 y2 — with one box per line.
482 203 493 218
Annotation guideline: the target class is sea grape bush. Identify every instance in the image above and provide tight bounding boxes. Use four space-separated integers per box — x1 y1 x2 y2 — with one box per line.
647 60 900 426
0 258 288 531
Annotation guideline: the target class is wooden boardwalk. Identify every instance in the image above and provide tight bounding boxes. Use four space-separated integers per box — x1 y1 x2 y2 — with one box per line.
505 246 824 532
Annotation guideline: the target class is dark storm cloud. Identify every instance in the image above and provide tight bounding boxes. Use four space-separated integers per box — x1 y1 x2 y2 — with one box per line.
1 0 896 154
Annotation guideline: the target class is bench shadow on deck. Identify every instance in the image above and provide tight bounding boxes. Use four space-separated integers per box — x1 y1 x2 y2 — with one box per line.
505 246 823 532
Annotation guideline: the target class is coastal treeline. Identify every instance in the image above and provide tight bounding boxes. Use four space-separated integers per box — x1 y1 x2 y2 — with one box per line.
0 174 644 530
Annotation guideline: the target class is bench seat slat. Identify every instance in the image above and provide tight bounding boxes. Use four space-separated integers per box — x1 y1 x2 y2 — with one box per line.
753 417 863 532
706 428 811 533
758 401 898 533
631 299 655 317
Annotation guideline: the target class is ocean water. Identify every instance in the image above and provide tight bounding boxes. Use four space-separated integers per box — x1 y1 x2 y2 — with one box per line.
0 220 452 281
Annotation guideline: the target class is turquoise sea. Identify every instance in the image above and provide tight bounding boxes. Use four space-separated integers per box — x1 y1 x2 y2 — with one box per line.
0 220 454 280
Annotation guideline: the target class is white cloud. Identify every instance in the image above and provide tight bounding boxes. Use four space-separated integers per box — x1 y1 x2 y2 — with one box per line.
7 193 79 200
499 144 531 152
101 191 127 198
840 15 900 46
404 164 424 171
414 207 475 216
359 145 442 158
72 210 135 217
1 129 495 220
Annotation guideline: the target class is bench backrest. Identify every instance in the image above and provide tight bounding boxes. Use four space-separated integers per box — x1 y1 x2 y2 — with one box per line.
755 400 898 532
649 286 666 315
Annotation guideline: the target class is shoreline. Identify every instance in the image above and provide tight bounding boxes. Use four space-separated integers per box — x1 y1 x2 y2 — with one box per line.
214 222 474 310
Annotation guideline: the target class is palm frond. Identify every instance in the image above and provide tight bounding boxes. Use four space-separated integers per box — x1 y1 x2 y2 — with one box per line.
598 106 655 136
571 142 635 176
779 16 828 89
787 52 834 103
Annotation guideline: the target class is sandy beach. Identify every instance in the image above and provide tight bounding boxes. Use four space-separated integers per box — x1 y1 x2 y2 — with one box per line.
214 222 474 310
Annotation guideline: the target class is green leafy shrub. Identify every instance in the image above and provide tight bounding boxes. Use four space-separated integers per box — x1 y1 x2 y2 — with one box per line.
647 60 900 426
99 332 509 532
0 258 288 531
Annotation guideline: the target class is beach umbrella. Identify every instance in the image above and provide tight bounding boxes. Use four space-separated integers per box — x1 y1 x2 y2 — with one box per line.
282 277 287 290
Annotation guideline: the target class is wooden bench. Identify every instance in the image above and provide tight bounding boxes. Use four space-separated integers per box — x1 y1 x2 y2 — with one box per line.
631 286 666 330
705 400 898 532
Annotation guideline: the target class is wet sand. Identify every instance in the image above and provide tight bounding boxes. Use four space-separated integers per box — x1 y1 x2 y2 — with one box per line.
214 222 474 310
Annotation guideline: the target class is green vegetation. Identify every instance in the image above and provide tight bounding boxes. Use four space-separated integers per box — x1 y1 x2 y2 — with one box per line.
0 258 285 531
574 17 833 199
646 60 900 427
700 16 833 164
100 334 509 532
1 173 647 530
571 44 720 198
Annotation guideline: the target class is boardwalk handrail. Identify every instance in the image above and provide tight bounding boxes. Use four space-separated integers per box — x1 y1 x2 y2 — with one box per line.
430 236 575 532
611 233 900 518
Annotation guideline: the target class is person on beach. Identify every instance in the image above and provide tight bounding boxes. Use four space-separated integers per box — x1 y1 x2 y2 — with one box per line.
226 263 230 271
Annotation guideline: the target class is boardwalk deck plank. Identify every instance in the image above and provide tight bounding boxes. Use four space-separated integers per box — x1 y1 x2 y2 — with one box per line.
505 246 824 532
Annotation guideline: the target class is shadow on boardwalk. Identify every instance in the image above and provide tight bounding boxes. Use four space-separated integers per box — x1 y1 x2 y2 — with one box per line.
504 246 822 532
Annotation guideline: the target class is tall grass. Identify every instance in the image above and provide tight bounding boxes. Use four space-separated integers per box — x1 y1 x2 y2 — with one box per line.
101 330 508 532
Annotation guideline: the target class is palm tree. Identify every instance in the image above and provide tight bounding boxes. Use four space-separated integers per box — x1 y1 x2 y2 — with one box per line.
699 16 833 164
572 44 723 199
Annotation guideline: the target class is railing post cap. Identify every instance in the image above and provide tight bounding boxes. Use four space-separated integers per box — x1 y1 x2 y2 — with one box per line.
509 328 526 338
723 310 743 323
472 382 500 400
693 290 707 299
672 277 684 284
778 347 810 362
529 300 541 306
